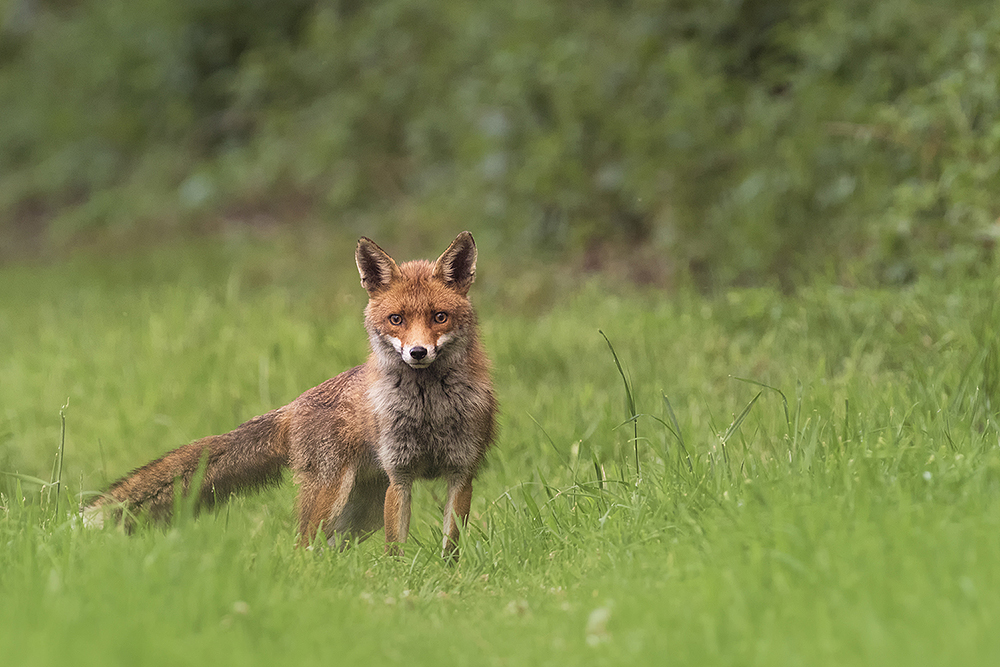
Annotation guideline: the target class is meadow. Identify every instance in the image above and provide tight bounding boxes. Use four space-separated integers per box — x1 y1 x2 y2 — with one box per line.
1 231 999 666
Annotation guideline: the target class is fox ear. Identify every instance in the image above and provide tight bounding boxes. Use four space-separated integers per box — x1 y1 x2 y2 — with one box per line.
356 237 401 293
433 231 477 294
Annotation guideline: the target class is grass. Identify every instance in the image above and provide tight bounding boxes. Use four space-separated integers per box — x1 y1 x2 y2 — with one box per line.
2 231 999 665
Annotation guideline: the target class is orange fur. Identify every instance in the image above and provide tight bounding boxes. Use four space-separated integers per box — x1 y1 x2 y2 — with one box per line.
85 232 497 559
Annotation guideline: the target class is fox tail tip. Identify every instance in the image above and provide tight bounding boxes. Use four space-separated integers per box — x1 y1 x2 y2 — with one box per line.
80 502 107 529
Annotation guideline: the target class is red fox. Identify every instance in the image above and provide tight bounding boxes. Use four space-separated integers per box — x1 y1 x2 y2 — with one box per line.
83 232 497 559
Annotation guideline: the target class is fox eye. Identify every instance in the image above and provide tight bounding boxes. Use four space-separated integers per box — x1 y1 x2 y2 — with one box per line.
433 311 448 324
388 314 403 326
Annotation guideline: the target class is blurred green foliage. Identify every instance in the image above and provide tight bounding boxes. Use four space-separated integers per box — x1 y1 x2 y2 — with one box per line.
1 0 998 285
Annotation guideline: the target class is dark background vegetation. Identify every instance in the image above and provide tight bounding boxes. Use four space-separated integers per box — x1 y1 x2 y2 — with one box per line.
2 0 998 287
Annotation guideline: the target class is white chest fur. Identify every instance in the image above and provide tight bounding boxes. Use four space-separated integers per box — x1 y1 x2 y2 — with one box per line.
368 367 491 480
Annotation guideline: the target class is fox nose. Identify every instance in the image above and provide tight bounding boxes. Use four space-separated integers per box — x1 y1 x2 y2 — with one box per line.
409 346 428 360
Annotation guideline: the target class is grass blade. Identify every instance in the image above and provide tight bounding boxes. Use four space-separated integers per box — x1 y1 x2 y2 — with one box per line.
55 399 68 517
662 394 694 473
732 376 789 429
592 451 605 491
1 471 52 487
599 330 640 482
720 391 762 468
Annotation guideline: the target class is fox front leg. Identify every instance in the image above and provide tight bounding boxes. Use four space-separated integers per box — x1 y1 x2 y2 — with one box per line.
383 478 412 556
442 478 472 561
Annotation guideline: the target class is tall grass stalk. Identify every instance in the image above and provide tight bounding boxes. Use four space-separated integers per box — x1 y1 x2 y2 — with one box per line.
54 400 67 518
600 330 640 483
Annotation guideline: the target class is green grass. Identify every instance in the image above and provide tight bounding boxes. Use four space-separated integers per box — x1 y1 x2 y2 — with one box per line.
2 233 999 665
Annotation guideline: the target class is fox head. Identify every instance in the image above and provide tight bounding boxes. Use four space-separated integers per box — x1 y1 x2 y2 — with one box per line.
356 232 479 370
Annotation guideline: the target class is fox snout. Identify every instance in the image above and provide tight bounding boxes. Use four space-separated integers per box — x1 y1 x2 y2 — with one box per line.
392 329 457 369
403 344 433 368
380 324 458 369
396 339 442 368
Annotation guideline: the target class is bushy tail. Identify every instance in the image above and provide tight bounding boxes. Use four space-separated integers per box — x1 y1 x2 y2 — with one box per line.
83 409 291 529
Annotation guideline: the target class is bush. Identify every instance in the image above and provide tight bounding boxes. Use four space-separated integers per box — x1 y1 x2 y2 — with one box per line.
1 0 998 284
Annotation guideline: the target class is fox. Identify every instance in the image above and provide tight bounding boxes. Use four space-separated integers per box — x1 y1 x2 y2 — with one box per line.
82 231 497 559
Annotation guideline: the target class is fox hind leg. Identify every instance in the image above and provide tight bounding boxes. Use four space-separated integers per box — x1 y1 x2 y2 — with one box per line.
295 466 356 548
327 472 388 550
